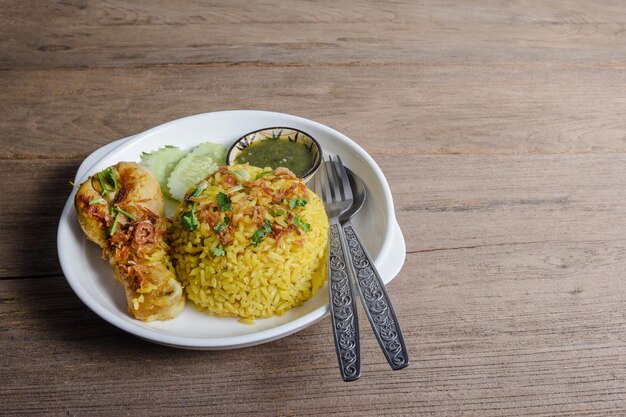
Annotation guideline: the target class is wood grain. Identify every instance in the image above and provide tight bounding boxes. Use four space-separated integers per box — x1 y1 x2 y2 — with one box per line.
0 159 81 277
3 64 626 159
2 0 626 415
2 247 625 416
2 1 626 69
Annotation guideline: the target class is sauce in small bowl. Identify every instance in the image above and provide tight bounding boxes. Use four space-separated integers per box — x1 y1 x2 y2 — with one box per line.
226 127 322 182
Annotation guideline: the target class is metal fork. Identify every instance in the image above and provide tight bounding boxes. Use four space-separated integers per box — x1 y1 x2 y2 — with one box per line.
339 168 410 371
314 155 360 381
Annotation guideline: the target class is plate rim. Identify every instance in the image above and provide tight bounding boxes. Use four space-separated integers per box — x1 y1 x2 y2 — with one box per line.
58 110 405 349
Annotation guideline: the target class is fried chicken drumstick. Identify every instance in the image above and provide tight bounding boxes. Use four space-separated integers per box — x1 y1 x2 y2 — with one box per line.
74 162 185 322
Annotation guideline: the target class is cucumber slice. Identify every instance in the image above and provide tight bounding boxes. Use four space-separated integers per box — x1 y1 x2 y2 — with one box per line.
140 145 188 200
167 142 227 201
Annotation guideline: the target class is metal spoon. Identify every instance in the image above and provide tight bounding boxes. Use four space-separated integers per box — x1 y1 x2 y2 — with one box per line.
340 169 409 370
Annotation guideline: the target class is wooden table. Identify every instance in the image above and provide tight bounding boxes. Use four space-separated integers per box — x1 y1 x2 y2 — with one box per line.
3 1 626 415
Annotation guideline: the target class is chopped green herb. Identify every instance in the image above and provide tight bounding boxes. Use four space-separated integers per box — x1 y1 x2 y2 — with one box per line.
181 204 199 231
190 180 208 198
268 209 286 217
211 245 226 257
181 212 198 231
226 185 244 195
293 215 310 232
213 222 227 232
114 206 136 221
89 197 106 205
231 167 250 181
97 171 110 196
102 167 118 192
216 192 232 211
224 215 231 224
104 205 135 236
191 187 203 198
288 198 308 210
109 213 120 236
96 167 118 197
251 220 272 247
255 171 272 180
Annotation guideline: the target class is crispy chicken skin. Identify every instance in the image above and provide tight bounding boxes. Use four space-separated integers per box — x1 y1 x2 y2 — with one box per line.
74 162 184 321
75 162 164 247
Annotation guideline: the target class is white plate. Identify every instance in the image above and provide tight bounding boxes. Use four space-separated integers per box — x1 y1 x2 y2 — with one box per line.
57 110 406 349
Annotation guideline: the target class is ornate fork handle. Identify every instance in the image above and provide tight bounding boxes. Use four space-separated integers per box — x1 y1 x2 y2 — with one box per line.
342 222 409 370
328 221 360 381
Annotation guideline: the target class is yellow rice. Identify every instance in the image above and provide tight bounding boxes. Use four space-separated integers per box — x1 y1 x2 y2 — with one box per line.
170 164 328 321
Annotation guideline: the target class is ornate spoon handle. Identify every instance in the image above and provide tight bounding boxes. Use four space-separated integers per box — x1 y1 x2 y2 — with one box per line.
328 221 360 381
342 222 409 370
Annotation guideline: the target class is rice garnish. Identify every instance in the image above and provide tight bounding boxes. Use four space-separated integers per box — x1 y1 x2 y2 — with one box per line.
170 164 328 322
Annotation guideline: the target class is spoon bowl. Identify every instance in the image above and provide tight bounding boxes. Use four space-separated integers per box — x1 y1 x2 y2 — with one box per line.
340 168 366 223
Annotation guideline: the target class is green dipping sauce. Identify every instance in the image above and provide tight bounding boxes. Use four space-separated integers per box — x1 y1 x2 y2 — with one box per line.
235 139 314 177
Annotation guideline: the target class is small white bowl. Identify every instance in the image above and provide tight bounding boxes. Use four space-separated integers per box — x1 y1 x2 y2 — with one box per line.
226 127 322 183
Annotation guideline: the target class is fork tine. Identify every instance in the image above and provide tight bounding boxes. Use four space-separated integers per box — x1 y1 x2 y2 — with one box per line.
336 155 352 202
328 156 340 202
316 155 354 221
328 155 345 203
324 157 337 202
312 165 322 198
321 158 333 203
316 160 325 201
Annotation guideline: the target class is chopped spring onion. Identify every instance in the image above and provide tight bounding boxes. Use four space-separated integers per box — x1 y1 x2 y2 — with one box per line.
216 192 232 211
255 171 272 180
190 180 208 198
213 221 227 232
231 167 250 181
96 167 118 197
89 197 106 205
181 203 199 231
107 206 137 236
251 220 272 247
211 245 226 257
288 198 307 210
226 185 244 195
114 206 136 221
109 213 120 236
97 172 110 196
102 167 118 191
293 215 310 232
